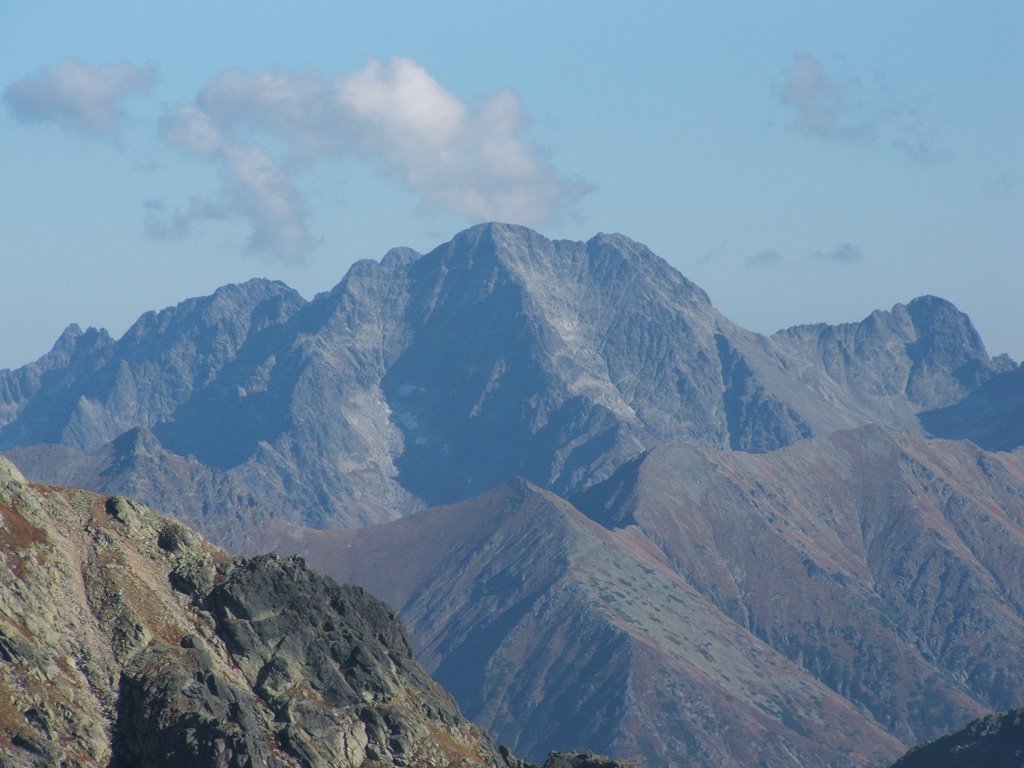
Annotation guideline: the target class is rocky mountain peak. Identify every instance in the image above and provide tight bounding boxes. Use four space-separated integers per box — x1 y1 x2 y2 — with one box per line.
4 224 1020 535
900 294 999 405
381 245 422 268
49 322 83 353
42 323 113 368
120 276 305 350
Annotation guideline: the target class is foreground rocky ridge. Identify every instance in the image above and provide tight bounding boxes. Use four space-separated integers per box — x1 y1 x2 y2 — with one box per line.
0 456 633 767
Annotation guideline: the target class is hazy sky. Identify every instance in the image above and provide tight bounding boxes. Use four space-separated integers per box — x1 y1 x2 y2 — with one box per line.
2 1 1021 369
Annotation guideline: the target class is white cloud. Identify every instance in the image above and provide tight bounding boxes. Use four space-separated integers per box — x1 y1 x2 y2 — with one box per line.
338 58 467 150
157 57 592 262
335 63 587 223
159 106 312 260
197 70 342 158
3 59 154 139
162 104 225 157
223 143 313 259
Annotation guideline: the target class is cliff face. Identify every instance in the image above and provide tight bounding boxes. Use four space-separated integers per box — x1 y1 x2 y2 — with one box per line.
1 456 635 767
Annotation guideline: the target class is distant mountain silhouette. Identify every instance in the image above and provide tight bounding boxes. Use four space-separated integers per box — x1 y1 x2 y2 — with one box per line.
920 365 1024 451
2 224 1015 545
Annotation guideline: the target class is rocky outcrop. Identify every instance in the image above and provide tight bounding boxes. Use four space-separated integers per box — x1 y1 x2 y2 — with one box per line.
771 295 1015 415
888 707 1024 768
543 753 640 768
2 455 629 767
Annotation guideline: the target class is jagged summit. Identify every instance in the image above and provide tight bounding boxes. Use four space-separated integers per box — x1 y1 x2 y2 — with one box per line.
2 224 1015 536
380 244 422 268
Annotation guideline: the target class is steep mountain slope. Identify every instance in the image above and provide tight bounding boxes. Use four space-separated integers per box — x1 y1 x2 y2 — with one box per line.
920 365 1024 452
2 224 1014 539
575 427 1024 744
4 428 282 549
270 427 1024 767
0 456 635 768
277 478 904 768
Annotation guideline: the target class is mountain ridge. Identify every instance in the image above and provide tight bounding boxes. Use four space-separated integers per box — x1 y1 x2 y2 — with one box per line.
3 224 1016 544
277 425 1024 766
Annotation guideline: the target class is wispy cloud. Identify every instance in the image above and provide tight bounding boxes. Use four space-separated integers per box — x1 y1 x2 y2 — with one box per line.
814 242 863 264
747 249 781 267
5 57 590 263
3 59 154 139
778 53 943 162
160 103 314 260
143 197 230 242
987 173 1015 196
779 53 875 143
155 58 592 262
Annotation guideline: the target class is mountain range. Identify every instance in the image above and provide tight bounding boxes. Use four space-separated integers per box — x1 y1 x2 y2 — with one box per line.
2 223 1022 766
2 224 1016 545
275 425 1024 766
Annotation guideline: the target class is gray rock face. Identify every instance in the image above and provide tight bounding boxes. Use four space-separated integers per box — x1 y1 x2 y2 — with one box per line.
770 295 1015 424
919 365 1024 451
2 224 1013 540
543 753 640 768
0 279 304 452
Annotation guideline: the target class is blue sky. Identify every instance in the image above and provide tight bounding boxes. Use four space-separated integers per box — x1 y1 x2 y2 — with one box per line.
2 1 1021 369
